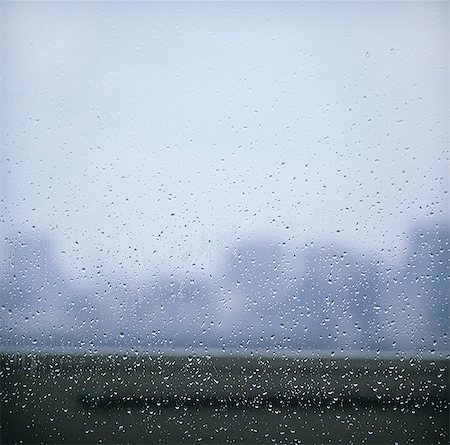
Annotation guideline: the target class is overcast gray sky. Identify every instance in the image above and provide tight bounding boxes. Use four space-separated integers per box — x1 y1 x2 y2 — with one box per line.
1 1 448 282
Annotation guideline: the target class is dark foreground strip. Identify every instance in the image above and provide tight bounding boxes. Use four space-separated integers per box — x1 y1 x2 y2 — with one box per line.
78 393 449 410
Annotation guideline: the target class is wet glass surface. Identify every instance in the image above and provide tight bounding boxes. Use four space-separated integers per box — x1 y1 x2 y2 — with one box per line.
1 2 448 443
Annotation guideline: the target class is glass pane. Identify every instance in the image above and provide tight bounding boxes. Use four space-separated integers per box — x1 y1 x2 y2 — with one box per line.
1 3 449 444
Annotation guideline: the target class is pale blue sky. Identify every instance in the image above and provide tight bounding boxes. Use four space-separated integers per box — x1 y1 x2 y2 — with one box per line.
1 1 448 281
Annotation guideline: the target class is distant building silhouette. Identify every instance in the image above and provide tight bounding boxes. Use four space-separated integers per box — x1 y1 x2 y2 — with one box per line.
1 222 448 353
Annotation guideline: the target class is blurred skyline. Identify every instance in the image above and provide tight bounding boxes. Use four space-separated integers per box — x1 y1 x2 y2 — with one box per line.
1 220 448 355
